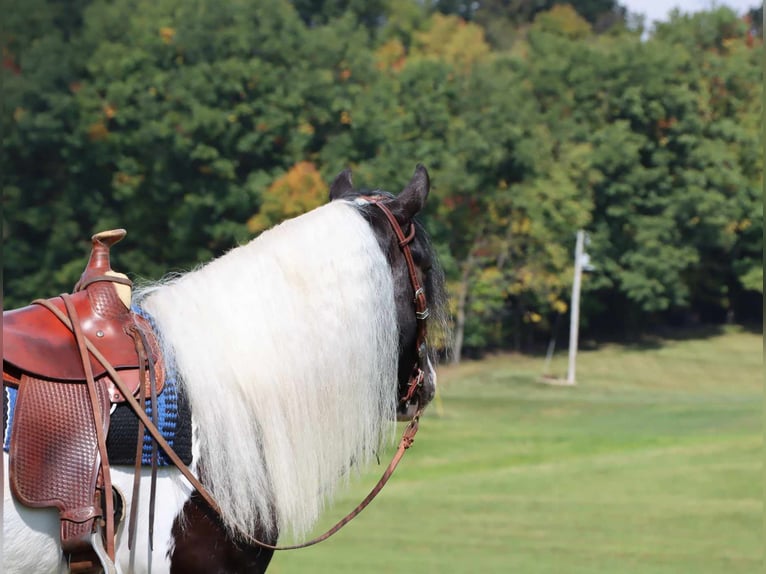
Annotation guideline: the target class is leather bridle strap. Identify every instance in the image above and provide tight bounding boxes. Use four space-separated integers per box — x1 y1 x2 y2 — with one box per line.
361 196 430 403
31 297 424 552
364 197 429 337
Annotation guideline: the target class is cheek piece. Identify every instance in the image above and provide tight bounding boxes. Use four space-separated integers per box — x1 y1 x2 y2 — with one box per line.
359 196 430 408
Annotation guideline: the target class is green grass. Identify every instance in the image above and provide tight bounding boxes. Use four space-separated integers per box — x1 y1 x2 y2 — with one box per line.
270 327 762 573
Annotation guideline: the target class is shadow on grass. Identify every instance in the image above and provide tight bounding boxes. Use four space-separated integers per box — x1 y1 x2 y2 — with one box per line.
580 324 729 352
446 323 761 366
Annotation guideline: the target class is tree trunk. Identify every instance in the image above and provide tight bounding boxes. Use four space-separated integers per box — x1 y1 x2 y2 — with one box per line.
513 300 522 352
451 272 469 364
451 250 478 364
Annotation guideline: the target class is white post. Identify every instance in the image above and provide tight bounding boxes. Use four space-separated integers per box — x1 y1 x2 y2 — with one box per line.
566 230 585 385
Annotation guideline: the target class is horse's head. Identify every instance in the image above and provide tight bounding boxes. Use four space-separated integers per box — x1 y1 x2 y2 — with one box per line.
328 165 448 420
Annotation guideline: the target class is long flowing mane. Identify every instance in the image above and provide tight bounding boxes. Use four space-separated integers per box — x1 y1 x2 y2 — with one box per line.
135 201 399 541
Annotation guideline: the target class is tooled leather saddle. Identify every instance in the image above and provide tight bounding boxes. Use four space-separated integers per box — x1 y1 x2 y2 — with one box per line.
3 229 165 574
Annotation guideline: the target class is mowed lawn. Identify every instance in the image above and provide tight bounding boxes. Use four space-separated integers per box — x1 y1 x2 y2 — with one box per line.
271 327 762 574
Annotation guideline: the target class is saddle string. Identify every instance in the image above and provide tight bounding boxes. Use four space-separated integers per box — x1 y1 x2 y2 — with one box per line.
133 325 160 550
127 331 147 551
57 294 117 562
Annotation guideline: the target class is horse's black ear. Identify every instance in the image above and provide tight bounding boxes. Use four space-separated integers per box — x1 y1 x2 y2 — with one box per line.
392 164 430 221
329 168 354 200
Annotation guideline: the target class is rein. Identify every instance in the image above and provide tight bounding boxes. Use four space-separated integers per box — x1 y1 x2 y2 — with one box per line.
32 198 431 553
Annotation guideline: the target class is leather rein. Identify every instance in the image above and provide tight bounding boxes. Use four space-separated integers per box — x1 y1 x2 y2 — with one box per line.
36 197 431 552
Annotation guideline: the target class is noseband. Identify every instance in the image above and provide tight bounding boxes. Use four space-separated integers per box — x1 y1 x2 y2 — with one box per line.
360 196 430 407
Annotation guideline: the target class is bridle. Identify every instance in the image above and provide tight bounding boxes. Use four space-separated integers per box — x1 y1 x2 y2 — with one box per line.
233 196 433 550
39 196 435 553
361 196 430 408
210 196 433 549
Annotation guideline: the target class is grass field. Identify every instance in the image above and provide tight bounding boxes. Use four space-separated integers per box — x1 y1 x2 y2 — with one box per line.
270 327 762 574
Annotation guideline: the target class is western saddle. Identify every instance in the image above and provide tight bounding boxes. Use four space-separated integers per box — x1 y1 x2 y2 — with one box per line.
3 230 165 574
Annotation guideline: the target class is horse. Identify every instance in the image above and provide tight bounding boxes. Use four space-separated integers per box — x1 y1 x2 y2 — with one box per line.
2 164 449 574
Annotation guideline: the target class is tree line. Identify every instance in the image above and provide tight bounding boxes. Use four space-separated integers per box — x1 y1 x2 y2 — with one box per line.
3 0 762 360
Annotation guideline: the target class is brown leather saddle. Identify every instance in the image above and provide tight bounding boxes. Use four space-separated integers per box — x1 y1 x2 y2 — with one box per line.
3 229 165 574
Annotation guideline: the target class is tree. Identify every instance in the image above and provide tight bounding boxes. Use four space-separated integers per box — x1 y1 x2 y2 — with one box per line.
2 0 95 306
290 0 388 29
3 0 760 346
584 10 762 325
4 0 325 305
430 1 628 48
247 162 327 233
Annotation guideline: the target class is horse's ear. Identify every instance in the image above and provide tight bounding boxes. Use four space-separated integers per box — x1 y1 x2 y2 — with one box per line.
329 168 354 200
391 164 430 221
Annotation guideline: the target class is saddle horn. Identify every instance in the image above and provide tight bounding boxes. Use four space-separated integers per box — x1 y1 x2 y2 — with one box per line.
74 228 132 308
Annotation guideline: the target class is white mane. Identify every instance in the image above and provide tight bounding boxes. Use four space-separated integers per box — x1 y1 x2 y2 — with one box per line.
135 201 398 541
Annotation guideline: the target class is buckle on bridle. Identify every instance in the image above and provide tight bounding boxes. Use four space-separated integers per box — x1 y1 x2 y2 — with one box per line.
401 368 425 404
414 288 429 320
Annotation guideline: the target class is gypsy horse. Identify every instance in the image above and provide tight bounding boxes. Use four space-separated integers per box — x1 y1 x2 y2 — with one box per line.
2 165 448 574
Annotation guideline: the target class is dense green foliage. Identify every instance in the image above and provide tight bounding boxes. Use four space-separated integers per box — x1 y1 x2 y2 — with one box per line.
2 0 762 358
272 327 761 572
